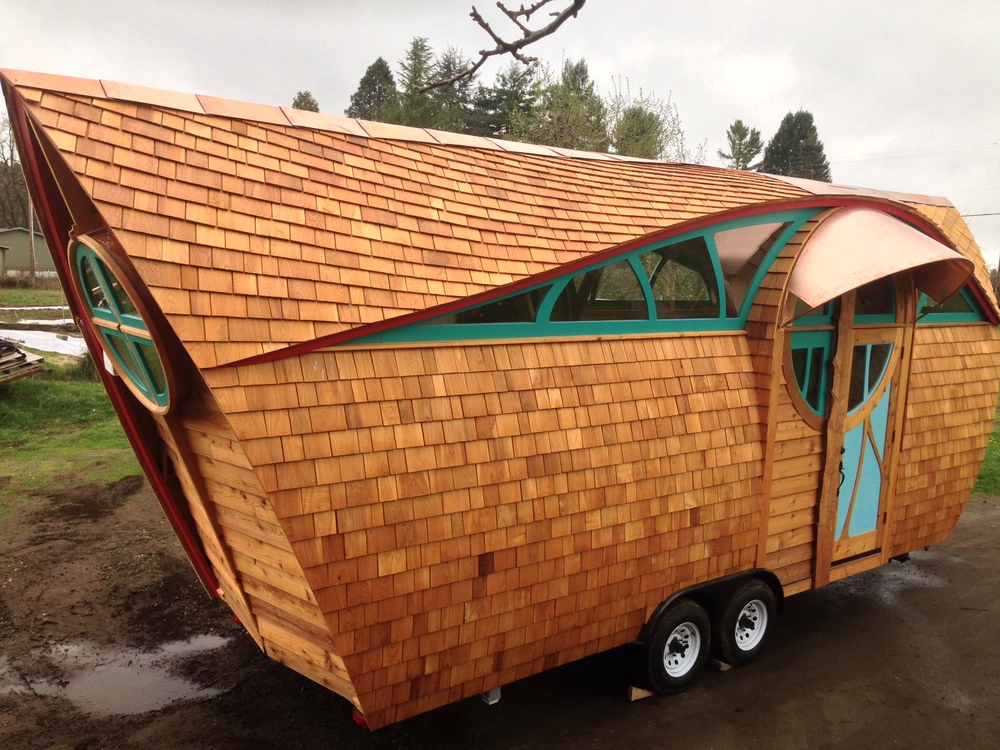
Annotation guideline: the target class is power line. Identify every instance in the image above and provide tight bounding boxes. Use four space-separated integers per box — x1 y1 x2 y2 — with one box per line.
830 142 999 165
962 212 1000 218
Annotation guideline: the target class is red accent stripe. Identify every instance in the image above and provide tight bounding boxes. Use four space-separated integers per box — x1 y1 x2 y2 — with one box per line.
3 86 219 596
235 194 991 367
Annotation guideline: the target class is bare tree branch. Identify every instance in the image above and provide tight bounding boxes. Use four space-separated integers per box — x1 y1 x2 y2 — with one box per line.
419 0 586 92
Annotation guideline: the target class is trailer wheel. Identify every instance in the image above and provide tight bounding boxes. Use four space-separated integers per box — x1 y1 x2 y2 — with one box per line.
646 598 711 694
713 579 776 666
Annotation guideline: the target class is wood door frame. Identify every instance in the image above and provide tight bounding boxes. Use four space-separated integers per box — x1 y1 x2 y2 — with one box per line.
813 282 915 586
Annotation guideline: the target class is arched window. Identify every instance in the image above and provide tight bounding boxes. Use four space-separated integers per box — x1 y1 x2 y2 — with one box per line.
71 234 172 412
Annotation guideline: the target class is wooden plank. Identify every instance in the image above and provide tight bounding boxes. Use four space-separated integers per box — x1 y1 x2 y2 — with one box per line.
232 549 318 604
263 639 361 707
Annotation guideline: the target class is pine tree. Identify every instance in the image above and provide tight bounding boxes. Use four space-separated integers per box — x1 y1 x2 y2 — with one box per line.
718 119 763 170
385 37 437 128
428 47 477 132
291 91 319 112
757 110 832 182
466 61 539 138
345 58 396 121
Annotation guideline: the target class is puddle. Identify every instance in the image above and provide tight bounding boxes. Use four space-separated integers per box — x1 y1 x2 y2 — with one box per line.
0 328 87 356
0 634 230 716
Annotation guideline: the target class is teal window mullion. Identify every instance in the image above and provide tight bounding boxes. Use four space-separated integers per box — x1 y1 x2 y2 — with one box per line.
628 256 656 320
703 234 726 320
537 277 570 323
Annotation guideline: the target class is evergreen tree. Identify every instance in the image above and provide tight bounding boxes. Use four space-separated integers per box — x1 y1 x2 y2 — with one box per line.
466 61 539 138
385 37 438 128
606 79 704 162
757 110 832 182
508 58 609 152
291 91 319 112
428 47 478 132
718 119 763 170
345 58 396 120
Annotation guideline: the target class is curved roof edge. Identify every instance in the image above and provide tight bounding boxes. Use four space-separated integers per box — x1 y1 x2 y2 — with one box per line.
0 67 660 164
771 173 952 209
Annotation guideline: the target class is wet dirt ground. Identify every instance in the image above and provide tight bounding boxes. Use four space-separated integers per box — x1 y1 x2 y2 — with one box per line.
1 478 998 749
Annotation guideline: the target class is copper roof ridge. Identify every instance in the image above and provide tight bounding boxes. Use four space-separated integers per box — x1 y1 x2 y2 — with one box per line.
0 67 662 165
771 173 952 209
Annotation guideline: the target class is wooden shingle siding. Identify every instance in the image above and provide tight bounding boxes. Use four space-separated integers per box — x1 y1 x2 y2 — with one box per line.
202 332 765 724
892 324 1000 553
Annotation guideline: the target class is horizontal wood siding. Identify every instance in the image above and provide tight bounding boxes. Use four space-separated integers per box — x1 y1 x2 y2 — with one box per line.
765 392 821 584
156 383 358 708
206 333 765 727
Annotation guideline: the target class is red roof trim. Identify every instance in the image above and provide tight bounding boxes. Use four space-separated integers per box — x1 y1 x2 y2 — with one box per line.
230 194 987 369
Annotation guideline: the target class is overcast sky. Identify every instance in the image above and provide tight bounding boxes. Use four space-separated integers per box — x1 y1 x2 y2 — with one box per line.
3 0 998 265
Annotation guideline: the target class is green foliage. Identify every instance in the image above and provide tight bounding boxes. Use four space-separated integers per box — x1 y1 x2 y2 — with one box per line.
345 45 703 159
508 59 609 152
757 110 832 182
0 287 66 307
427 47 478 132
345 57 396 120
467 61 539 138
974 431 1000 495
0 378 137 504
606 79 704 162
382 37 439 128
718 119 763 170
291 91 319 112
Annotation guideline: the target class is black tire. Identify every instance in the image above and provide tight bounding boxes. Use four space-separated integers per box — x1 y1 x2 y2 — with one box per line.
646 598 711 694
713 579 776 667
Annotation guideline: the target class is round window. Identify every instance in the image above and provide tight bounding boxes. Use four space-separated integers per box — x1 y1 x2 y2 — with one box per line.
71 235 172 413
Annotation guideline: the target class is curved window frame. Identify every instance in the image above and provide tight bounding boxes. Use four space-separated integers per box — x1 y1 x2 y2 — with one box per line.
917 285 987 323
354 209 817 345
70 234 175 413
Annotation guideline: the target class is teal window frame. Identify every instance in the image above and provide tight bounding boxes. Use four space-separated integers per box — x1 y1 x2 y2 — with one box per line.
74 239 170 410
354 208 818 345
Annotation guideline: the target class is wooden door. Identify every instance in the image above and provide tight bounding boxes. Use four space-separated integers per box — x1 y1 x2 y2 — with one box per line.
828 320 904 561
786 277 911 582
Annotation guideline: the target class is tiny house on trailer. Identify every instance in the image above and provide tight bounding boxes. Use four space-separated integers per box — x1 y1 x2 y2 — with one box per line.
4 69 999 729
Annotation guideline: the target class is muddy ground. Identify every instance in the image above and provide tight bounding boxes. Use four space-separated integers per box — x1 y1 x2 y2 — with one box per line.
1 478 998 749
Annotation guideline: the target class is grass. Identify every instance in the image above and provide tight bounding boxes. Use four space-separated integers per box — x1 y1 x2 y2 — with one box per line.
972 432 1000 496
0 376 138 514
0 287 67 308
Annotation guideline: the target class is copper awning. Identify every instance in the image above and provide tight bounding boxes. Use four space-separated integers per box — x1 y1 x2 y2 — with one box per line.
787 206 973 319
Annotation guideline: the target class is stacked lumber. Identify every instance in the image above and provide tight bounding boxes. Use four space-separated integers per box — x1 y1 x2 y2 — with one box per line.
0 339 45 384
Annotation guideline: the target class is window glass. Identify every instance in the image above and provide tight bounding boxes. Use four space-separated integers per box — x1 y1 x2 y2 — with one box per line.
917 286 984 320
135 340 169 397
848 343 892 412
103 329 143 385
854 277 895 320
550 259 647 321
715 222 788 316
431 286 549 325
73 237 170 411
639 237 719 319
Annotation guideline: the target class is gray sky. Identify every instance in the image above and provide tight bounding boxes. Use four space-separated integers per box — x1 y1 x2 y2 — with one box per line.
3 0 998 265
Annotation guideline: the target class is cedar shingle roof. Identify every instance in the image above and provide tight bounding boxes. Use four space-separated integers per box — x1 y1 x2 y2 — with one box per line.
3 69 989 369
